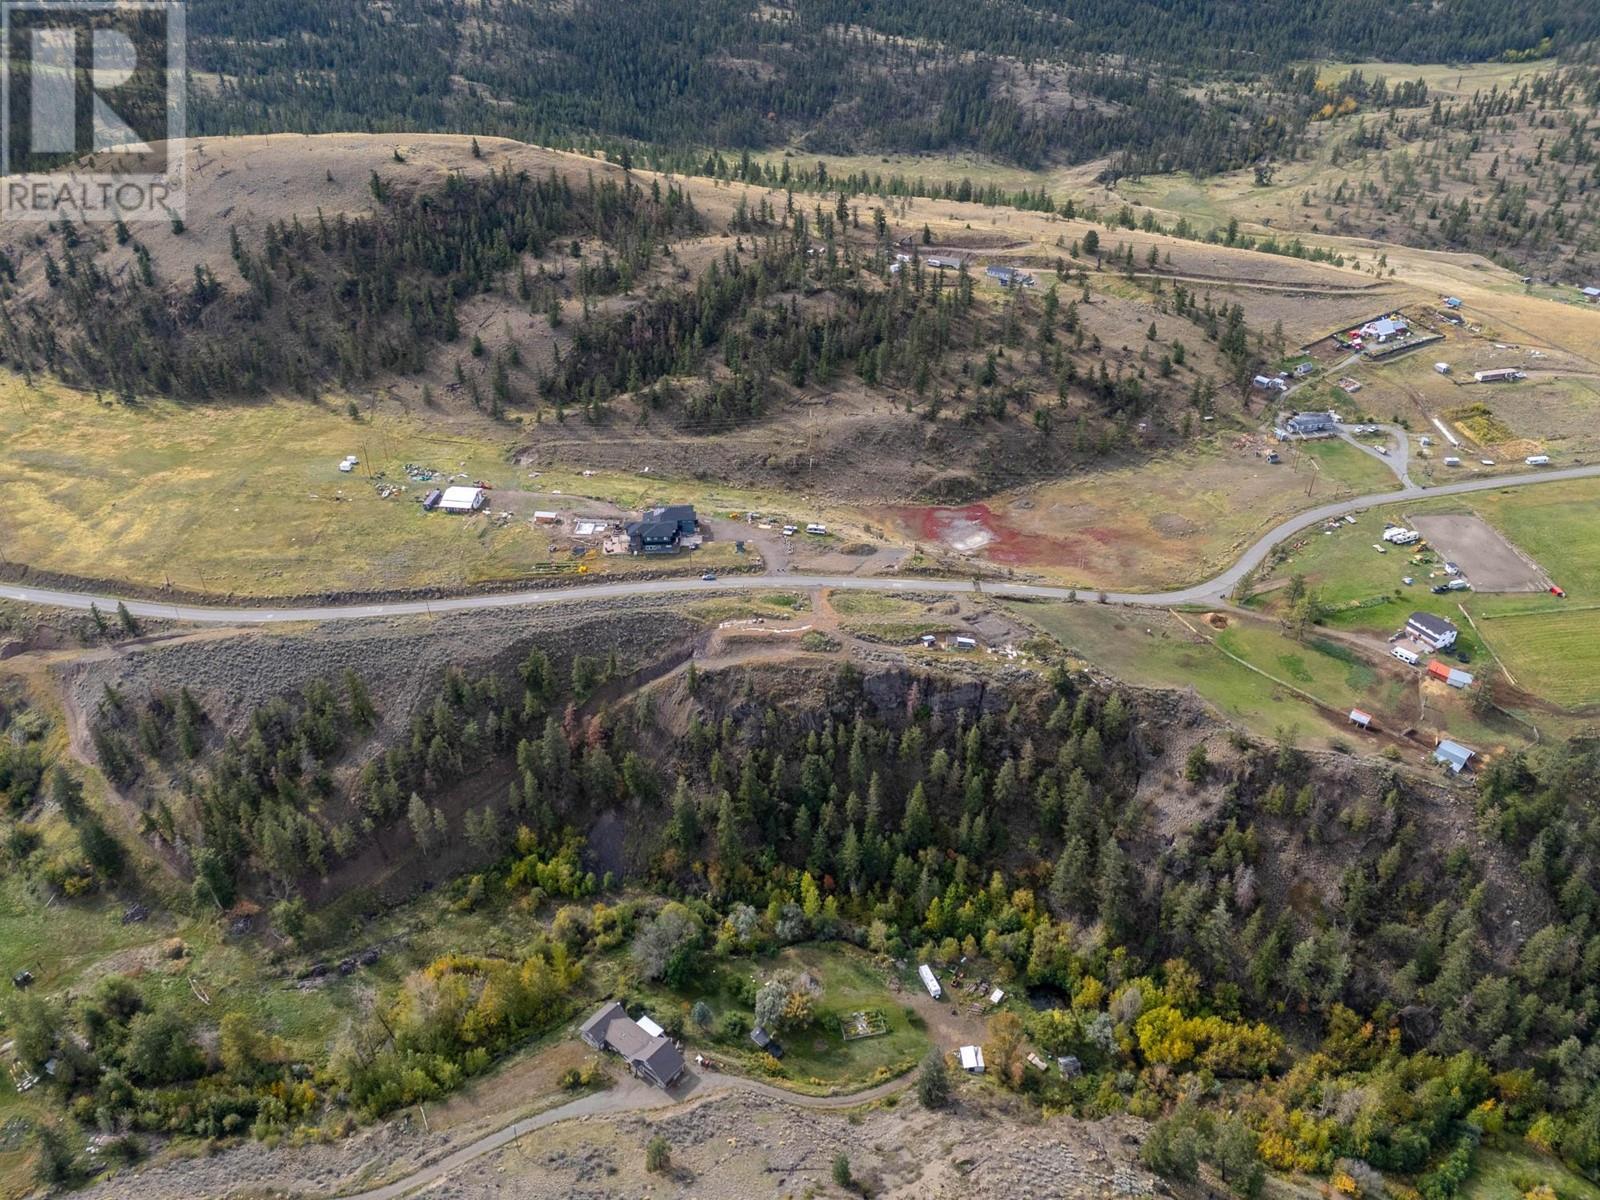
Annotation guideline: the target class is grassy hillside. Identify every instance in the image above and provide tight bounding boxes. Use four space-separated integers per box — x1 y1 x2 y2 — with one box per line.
0 380 762 598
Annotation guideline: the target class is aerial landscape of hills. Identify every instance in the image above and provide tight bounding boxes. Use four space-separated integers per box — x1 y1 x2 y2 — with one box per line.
2 3 1600 1198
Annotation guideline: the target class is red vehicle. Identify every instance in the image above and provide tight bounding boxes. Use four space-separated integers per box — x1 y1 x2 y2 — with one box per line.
1550 585 1566 598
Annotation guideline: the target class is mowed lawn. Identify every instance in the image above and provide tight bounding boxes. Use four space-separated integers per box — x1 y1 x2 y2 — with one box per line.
1014 601 1382 745
1253 478 1600 709
1214 624 1410 719
1440 482 1600 708
1248 506 1490 655
1470 605 1600 707
1466 480 1600 596
633 943 929 1093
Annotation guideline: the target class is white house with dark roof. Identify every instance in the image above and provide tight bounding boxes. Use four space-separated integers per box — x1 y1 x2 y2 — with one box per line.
1405 611 1458 651
984 265 1035 288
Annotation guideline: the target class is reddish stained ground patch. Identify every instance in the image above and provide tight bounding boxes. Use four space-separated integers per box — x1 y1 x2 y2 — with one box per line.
889 503 1108 567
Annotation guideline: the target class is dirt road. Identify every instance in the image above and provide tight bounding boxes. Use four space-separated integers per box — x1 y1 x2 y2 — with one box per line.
344 1066 917 1200
6 462 1599 621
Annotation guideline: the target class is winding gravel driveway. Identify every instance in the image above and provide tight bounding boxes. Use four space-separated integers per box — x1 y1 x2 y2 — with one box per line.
4 464 1597 621
342 1066 915 1200
1335 422 1414 488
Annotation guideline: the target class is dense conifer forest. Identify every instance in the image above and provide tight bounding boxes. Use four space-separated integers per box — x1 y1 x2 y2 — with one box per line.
0 169 702 399
186 0 1600 171
10 648 1596 1191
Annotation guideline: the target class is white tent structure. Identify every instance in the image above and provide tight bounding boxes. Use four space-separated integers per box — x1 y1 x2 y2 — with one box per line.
438 486 487 513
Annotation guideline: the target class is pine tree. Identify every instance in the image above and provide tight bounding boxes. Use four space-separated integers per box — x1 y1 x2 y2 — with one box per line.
408 792 436 853
1097 835 1128 937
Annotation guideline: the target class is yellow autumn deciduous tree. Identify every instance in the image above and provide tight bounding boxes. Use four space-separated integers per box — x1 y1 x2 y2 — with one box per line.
1526 1112 1562 1154
219 1010 287 1082
1031 1008 1081 1056
1071 975 1104 1011
1255 1104 1339 1174
1133 1004 1282 1077
984 1011 1028 1088
411 942 581 1051
782 988 815 1027
800 871 822 920
1160 958 1202 1010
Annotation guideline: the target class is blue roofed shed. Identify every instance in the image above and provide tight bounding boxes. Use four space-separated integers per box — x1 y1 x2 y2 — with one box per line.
1434 740 1475 774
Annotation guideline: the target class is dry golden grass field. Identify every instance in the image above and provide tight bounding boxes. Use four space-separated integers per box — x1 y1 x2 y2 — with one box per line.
6 130 1597 610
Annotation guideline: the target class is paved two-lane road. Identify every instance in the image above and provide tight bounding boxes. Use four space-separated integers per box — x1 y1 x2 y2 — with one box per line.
4 464 1598 623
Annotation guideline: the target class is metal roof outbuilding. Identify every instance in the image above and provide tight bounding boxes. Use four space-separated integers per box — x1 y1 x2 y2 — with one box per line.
1434 740 1475 774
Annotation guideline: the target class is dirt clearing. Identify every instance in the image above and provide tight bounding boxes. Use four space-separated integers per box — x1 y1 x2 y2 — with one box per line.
1411 513 1551 592
882 436 1400 589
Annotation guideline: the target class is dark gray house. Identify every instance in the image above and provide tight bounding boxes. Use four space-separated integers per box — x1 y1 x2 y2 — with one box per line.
626 504 698 553
645 504 698 534
579 1002 686 1090
626 520 682 554
750 1025 785 1058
